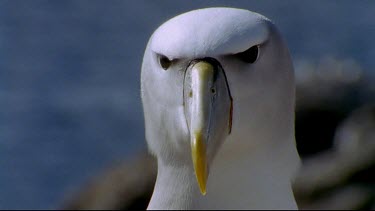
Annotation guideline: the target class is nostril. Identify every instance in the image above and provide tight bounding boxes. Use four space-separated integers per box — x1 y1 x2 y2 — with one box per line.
211 88 216 94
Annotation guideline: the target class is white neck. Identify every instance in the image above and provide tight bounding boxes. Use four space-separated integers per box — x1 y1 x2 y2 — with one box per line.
148 141 299 210
147 159 204 210
200 139 300 209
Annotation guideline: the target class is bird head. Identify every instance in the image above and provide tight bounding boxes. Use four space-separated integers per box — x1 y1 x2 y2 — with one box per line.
141 7 296 195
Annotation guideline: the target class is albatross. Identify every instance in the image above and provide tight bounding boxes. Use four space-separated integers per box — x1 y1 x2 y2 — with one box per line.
141 7 301 209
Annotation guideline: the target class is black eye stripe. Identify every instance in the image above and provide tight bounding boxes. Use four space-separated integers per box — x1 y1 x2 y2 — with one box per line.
235 45 259 64
157 46 259 69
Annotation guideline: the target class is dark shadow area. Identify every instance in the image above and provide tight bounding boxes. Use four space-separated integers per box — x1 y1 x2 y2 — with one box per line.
295 107 348 158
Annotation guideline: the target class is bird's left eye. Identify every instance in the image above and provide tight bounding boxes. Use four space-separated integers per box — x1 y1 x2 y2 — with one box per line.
158 54 172 70
235 45 259 64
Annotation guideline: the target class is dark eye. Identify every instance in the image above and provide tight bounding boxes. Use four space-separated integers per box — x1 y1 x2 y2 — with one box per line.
236 45 259 64
158 54 172 70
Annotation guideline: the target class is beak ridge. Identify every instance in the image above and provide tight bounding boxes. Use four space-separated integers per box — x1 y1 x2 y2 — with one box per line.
184 59 231 195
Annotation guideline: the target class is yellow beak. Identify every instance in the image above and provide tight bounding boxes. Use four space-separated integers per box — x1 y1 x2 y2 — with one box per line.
191 131 208 195
189 61 215 195
184 58 232 195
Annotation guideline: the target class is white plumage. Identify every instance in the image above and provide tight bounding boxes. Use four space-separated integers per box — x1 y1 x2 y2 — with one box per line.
141 7 300 209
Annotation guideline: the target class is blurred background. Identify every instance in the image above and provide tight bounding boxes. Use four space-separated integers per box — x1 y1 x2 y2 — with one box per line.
0 0 374 209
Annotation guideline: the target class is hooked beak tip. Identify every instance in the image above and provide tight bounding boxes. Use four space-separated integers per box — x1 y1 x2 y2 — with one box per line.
191 132 208 195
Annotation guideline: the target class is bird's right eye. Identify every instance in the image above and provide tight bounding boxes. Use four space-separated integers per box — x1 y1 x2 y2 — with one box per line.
158 54 172 70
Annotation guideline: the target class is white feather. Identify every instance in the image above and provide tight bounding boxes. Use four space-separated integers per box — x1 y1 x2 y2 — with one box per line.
141 7 301 209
